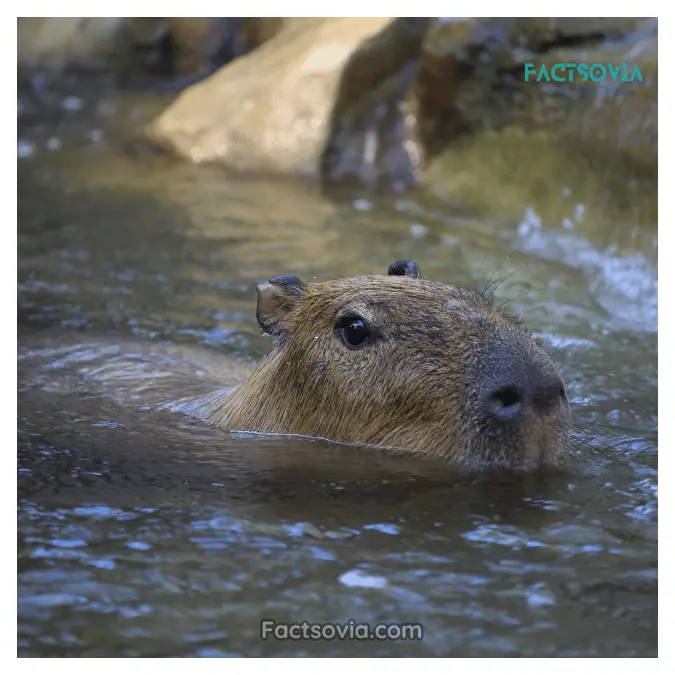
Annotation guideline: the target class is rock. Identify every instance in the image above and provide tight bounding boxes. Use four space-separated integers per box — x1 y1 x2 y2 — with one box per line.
147 16 655 195
17 18 177 73
17 17 250 77
146 18 431 188
319 19 432 191
18 18 133 69
165 19 297 75
162 19 235 76
409 17 657 164
238 18 289 52
414 17 657 219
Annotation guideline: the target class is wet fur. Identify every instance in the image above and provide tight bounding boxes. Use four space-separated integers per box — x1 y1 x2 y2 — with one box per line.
206 274 571 469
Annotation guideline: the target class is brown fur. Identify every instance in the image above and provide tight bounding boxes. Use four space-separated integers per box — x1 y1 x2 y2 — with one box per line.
207 266 571 469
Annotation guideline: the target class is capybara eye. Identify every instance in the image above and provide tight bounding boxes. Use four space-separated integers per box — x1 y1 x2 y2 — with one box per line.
335 315 374 349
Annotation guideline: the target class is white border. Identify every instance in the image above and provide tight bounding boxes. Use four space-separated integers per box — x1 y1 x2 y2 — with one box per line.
11 5 664 668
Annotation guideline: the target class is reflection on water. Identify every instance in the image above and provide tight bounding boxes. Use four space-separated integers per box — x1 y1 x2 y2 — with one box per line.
17 73 657 656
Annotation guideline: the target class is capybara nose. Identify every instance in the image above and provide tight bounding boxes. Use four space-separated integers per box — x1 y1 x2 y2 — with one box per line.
483 372 567 423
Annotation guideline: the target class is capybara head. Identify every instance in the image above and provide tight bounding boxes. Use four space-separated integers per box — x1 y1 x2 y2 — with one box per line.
221 260 571 469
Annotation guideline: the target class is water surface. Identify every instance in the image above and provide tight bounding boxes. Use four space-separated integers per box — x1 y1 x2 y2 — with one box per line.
17 73 657 657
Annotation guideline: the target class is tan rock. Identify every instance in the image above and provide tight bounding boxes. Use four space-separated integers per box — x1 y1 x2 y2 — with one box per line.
146 18 431 183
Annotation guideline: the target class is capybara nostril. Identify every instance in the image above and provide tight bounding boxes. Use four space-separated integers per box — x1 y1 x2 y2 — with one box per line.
487 385 525 420
484 372 566 424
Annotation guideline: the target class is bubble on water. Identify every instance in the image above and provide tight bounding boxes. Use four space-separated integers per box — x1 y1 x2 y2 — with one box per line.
339 569 388 589
18 139 36 159
45 137 61 151
50 539 87 549
562 217 574 230
88 558 116 570
353 198 372 212
410 222 428 239
61 96 83 111
310 546 336 561
581 544 604 553
518 206 542 236
574 203 586 221
363 523 401 535
525 585 557 608
561 186 572 198
126 541 152 551
88 129 103 143
463 524 545 548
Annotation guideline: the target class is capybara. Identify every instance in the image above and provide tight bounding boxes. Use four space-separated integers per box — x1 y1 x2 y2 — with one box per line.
206 260 571 469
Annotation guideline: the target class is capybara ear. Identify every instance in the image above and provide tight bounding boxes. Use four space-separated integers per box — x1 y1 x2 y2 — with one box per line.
388 260 421 279
256 274 306 335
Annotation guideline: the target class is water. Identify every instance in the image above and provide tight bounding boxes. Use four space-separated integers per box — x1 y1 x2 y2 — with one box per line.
17 72 657 657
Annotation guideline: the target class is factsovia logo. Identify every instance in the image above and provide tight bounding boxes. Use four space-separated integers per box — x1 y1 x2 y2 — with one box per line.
524 62 644 84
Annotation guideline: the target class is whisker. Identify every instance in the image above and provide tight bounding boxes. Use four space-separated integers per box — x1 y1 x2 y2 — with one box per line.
573 418 656 436
497 290 534 312
570 422 646 455
481 256 511 298
484 267 524 302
